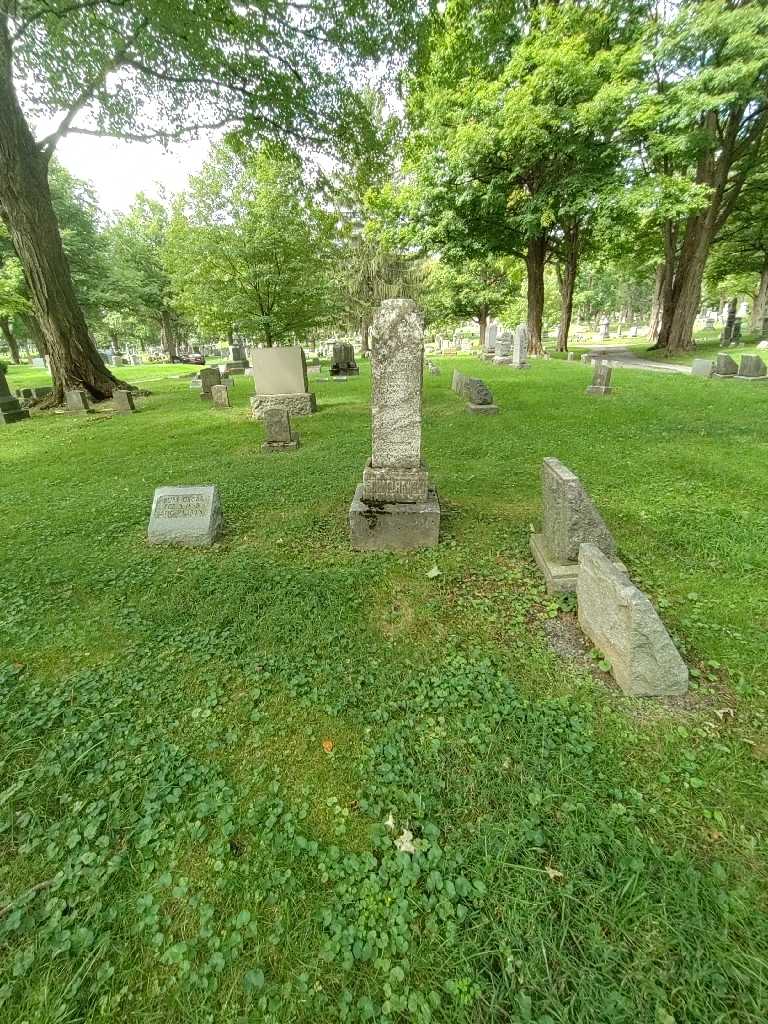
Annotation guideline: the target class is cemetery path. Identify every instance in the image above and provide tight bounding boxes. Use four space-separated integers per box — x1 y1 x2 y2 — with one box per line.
585 345 691 375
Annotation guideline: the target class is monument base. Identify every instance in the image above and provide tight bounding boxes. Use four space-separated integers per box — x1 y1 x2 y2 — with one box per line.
585 385 613 395
0 402 30 425
225 364 247 375
493 356 512 365
711 373 736 380
261 438 300 452
349 485 440 551
466 403 499 415
530 533 625 594
362 459 429 503
250 392 317 418
734 375 768 383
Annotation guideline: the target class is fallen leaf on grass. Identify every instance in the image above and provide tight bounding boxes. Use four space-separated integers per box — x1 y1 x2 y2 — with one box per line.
545 866 564 882
426 566 441 579
321 739 334 753
394 829 416 854
713 708 735 721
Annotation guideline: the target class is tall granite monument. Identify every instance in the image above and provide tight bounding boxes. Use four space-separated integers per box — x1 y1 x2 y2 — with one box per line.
349 299 440 550
249 346 317 418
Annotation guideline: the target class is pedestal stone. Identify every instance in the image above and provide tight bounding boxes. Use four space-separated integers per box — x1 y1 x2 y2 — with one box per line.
350 299 439 550
148 485 224 547
577 544 688 697
511 324 529 369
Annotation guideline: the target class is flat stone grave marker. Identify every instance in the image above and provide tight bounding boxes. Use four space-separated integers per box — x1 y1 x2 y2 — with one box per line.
577 544 688 697
350 299 439 550
113 389 137 414
586 362 613 395
261 407 299 451
65 389 93 415
530 457 621 593
148 485 223 547
211 384 231 408
690 359 713 377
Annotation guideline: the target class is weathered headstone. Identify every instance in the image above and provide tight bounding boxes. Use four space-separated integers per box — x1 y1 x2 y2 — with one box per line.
451 369 468 395
580 353 591 364
567 352 577 361
511 324 529 369
586 362 613 395
330 341 359 377
493 332 512 364
31 356 46 369
713 353 738 378
349 299 440 550
113 389 136 414
148 485 223 547
690 358 714 378
465 377 498 414
484 322 498 360
577 544 688 697
249 346 317 417
736 354 767 380
225 344 249 375
0 370 30 425
731 318 742 344
599 318 610 340
16 385 53 401
530 457 620 593
199 366 221 400
427 361 440 376
211 384 231 407
65 389 93 415
261 407 300 451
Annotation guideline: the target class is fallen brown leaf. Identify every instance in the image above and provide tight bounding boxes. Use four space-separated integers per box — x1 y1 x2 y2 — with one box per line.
322 739 334 753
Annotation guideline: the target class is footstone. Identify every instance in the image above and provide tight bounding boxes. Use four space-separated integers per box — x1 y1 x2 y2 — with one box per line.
530 457 618 594
211 384 231 408
0 371 30 424
691 359 713 377
586 363 613 395
261 407 299 451
737 354 767 380
350 298 439 550
577 544 688 697
113 389 137 413
148 485 223 547
65 389 93 415
465 377 498 414
250 345 317 418
713 353 738 378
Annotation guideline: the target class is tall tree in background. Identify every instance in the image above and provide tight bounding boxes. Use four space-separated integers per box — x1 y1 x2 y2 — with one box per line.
422 256 520 342
0 0 419 403
167 145 337 347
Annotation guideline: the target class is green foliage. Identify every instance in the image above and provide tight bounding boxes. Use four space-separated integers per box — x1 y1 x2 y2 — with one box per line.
166 145 337 345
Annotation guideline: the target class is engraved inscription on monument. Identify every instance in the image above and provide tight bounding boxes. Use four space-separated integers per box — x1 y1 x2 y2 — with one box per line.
148 485 223 547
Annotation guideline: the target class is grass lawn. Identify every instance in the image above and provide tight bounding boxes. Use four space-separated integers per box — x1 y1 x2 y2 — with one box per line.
1 357 767 1023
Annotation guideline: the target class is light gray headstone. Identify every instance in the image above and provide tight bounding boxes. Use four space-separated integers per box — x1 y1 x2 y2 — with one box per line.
577 544 688 697
541 457 614 564
211 384 230 407
690 359 713 377
148 485 223 547
65 389 93 415
512 324 529 367
586 362 613 394
113 389 136 413
737 354 766 378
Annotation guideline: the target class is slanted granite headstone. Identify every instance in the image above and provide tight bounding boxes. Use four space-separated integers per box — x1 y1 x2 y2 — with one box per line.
530 457 620 593
577 544 688 697
199 366 221 400
211 384 231 407
261 407 299 451
690 359 714 378
0 370 30 425
586 362 613 395
113 389 136 414
65 389 93 415
465 377 498 415
148 485 223 547
349 299 439 550
511 324 529 369
736 354 767 380
250 346 317 417
713 353 738 378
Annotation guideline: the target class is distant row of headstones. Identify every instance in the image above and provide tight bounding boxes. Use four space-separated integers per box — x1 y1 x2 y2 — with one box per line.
693 353 767 381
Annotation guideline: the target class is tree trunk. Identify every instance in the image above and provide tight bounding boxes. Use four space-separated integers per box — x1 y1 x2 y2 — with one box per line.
0 315 19 362
160 308 178 361
477 304 488 349
0 18 125 405
647 263 664 343
752 263 768 331
361 319 370 353
526 235 546 355
23 313 46 356
556 222 579 352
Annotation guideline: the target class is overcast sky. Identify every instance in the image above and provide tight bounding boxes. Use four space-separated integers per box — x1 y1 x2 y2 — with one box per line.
54 132 213 213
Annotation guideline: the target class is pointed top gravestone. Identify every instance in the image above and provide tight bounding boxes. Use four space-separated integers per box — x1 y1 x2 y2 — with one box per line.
0 370 30 425
713 353 738 377
737 354 767 380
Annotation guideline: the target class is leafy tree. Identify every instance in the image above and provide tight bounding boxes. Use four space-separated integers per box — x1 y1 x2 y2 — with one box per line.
422 255 521 342
0 0 419 403
166 145 337 347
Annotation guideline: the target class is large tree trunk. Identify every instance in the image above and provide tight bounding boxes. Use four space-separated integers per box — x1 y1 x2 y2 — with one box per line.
752 263 768 331
0 315 19 362
361 319 370 354
23 313 46 356
526 235 546 355
647 263 664 343
0 19 125 405
160 308 178 361
477 304 488 349
556 222 579 352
